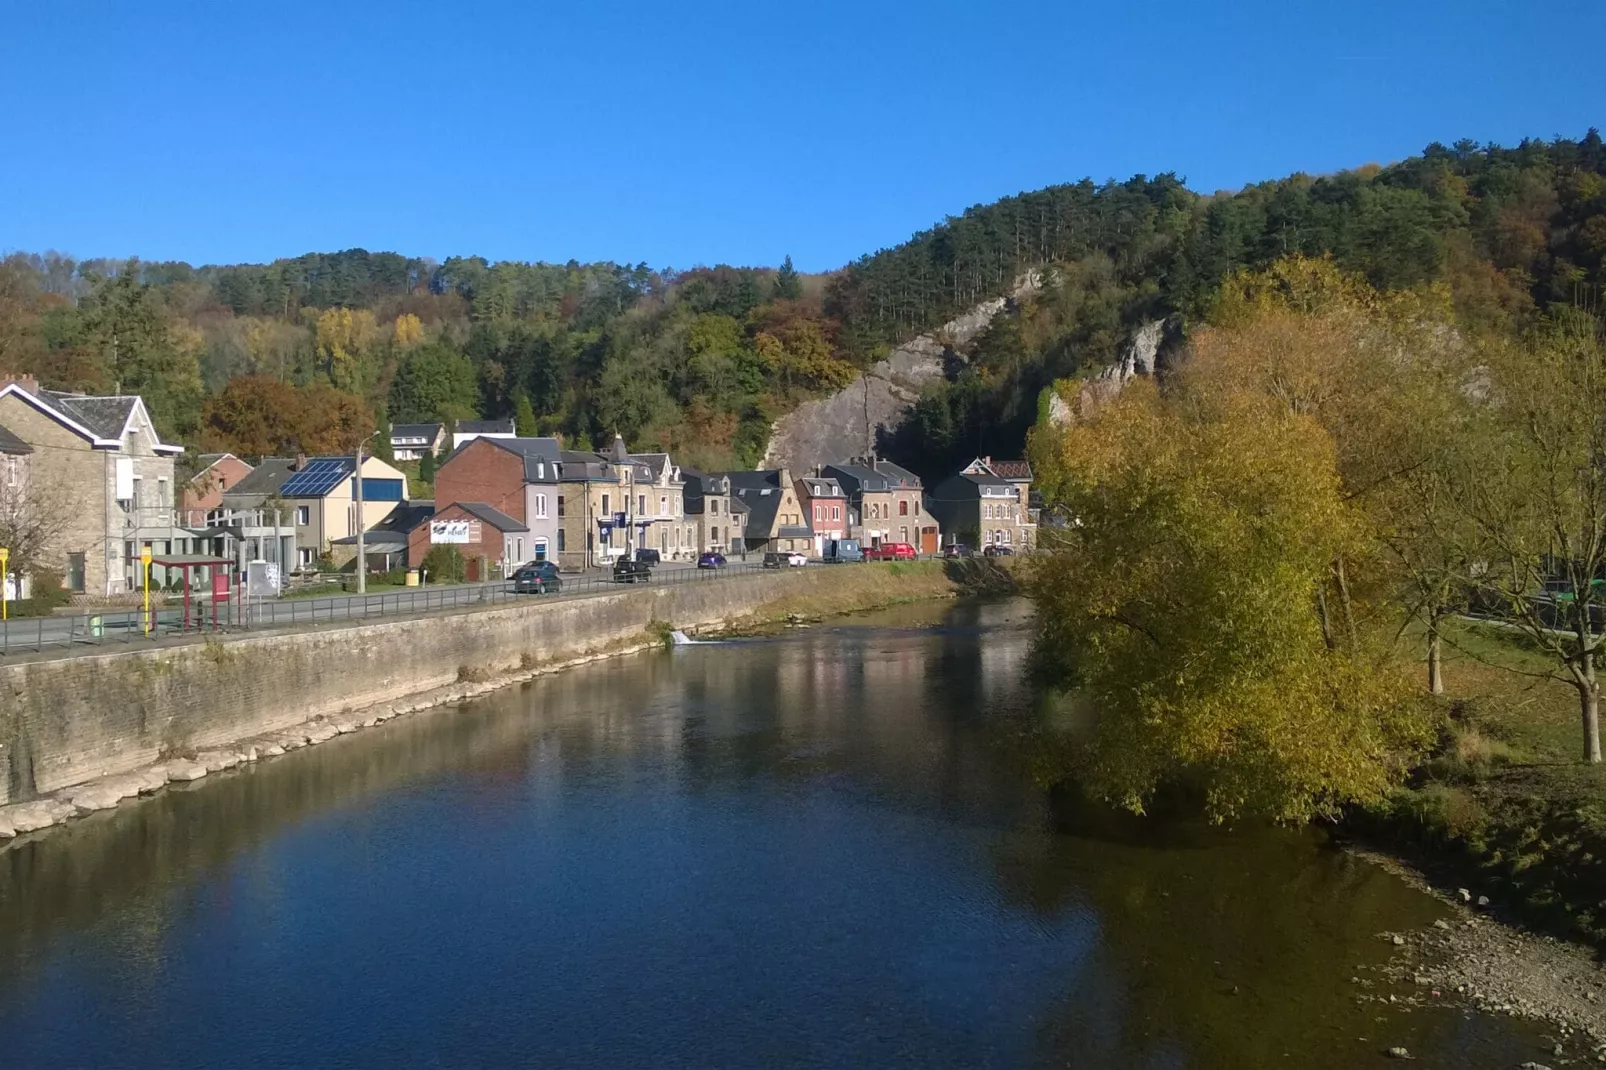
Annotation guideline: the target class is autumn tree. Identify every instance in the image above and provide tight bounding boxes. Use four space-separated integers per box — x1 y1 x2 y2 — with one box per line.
1451 316 1606 763
1028 379 1430 822
201 375 369 457
315 306 379 393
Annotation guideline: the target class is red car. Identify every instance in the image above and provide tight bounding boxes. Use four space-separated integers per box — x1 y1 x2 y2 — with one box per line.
864 542 917 561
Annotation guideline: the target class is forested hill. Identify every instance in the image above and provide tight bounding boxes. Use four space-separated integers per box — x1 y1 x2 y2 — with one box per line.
1 130 1603 478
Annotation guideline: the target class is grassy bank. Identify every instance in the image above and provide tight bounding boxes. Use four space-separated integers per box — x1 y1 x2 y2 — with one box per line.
1363 617 1606 945
709 558 1017 634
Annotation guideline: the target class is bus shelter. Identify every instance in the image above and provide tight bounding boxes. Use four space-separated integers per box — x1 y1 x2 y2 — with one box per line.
149 555 235 633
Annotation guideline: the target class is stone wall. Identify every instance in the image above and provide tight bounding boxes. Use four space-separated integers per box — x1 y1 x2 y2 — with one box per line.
0 569 856 806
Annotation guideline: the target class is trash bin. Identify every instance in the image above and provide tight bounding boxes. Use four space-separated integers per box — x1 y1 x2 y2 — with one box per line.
405 570 420 587
89 615 104 638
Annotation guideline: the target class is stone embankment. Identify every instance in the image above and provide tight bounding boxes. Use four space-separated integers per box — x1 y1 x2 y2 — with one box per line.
0 563 960 843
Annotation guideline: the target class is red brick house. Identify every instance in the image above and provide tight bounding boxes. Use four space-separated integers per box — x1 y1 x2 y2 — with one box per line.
405 501 530 581
794 472 848 556
431 435 562 565
182 453 253 526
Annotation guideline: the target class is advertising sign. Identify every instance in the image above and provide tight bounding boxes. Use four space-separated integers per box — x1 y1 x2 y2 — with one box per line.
430 519 479 544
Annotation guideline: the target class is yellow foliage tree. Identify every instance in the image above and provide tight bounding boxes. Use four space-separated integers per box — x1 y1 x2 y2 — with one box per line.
315 307 379 392
392 312 425 349
1029 380 1429 822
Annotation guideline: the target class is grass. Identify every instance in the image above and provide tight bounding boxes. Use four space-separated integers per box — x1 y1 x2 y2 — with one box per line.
1370 616 1606 945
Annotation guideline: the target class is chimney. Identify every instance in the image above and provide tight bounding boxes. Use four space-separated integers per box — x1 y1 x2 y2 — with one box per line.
294 452 307 471
0 374 39 396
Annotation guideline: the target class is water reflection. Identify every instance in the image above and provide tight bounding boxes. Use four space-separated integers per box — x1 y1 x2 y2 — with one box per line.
0 600 1553 1068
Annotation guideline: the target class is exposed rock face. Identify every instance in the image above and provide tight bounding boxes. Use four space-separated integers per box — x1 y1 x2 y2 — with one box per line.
1047 318 1173 427
762 273 1042 472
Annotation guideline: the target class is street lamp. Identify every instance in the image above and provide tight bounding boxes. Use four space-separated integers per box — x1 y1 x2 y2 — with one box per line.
354 428 383 595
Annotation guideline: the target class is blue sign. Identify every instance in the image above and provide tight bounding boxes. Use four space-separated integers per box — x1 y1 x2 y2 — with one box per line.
613 512 627 527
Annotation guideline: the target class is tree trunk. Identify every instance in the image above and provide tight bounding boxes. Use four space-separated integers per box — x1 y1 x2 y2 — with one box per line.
1316 587 1335 651
1333 556 1359 653
1580 661 1603 764
1427 626 1444 696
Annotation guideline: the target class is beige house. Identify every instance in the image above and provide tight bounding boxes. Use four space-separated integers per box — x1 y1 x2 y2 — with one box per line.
629 451 694 560
276 454 410 568
682 470 747 557
0 380 187 597
554 438 695 569
728 469 811 554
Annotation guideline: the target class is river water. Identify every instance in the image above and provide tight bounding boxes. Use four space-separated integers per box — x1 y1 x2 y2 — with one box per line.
0 600 1559 1068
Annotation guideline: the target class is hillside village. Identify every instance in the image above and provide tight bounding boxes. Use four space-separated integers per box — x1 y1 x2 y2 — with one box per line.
0 374 1036 602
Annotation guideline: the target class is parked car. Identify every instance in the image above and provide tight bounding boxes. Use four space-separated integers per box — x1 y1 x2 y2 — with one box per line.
634 548 661 564
612 558 653 584
865 542 917 562
786 551 808 567
943 543 972 559
697 551 727 570
512 562 563 594
822 538 863 564
983 544 1016 557
762 552 786 570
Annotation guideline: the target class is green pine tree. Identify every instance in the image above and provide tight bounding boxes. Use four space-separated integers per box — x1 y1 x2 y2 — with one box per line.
772 254 803 301
513 392 537 437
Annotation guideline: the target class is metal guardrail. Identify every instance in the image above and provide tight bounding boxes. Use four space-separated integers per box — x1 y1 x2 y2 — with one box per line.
0 559 806 656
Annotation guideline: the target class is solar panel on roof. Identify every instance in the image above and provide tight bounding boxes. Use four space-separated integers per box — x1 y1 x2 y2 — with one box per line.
280 458 351 497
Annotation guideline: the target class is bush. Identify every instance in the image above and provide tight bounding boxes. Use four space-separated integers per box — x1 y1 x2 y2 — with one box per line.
420 545 465 585
26 567 72 611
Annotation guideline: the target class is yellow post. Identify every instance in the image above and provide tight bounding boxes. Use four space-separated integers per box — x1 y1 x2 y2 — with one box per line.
140 545 153 634
0 547 9 622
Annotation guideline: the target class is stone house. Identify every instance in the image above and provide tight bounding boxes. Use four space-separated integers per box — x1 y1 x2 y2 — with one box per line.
0 380 186 597
823 462 896 547
873 459 939 553
727 469 811 555
682 470 746 556
431 436 561 565
929 464 1030 550
628 451 695 560
961 457 1035 548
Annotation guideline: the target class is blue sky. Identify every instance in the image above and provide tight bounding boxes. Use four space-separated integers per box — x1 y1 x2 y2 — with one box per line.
1 0 1600 272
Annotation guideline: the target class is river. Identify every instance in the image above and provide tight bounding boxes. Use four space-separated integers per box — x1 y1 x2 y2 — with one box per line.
0 600 1559 1067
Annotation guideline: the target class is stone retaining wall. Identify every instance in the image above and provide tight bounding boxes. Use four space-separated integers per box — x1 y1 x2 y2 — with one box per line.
0 570 848 808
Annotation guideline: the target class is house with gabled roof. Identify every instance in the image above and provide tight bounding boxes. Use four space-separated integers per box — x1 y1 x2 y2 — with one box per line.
390 422 444 461
727 469 811 555
0 378 189 596
432 436 561 566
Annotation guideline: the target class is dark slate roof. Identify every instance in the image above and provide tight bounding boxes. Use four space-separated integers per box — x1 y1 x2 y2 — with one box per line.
463 436 562 482
39 391 139 439
221 457 297 499
454 501 528 532
371 500 436 534
727 471 787 533
0 422 33 455
873 459 922 488
391 422 441 441
823 463 889 497
457 419 515 435
796 475 844 499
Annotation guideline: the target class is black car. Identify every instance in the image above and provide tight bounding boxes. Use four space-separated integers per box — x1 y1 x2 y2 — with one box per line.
512 562 563 594
762 552 786 570
635 548 661 564
697 551 727 570
943 543 972 559
983 545 1015 557
613 558 653 584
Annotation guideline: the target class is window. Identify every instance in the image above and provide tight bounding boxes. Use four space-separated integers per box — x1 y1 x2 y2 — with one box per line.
915 499 921 515
899 499 909 516
983 503 992 519
295 506 310 526
298 548 314 567
711 500 719 515
536 493 548 519
602 493 610 514
557 530 566 552
534 539 548 562
832 505 840 521
638 494 647 515
814 505 822 521
558 495 566 517
900 526 909 543
66 552 85 593
4 456 16 487
660 495 667 516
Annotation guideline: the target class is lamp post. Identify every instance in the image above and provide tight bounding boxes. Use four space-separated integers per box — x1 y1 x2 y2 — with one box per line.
355 429 382 595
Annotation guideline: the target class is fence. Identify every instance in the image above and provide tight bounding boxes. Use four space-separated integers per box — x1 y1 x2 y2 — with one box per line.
0 559 792 656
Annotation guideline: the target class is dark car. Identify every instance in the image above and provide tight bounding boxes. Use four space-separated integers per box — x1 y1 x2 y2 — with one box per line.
512 561 563 594
983 544 1015 558
943 543 972 559
697 551 727 570
762 551 786 570
634 548 661 564
613 558 653 584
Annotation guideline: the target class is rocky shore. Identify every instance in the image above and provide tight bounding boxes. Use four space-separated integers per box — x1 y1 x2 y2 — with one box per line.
1355 849 1606 1065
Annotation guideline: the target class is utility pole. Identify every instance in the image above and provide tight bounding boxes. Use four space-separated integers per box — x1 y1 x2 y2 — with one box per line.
354 435 366 594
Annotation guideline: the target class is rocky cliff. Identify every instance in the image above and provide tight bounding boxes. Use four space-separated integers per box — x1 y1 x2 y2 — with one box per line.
761 273 1043 472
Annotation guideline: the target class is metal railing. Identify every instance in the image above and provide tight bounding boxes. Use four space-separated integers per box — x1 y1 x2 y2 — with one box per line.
0 557 803 656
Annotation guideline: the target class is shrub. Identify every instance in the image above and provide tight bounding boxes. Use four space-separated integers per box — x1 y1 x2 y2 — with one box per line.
420 545 466 584
27 567 72 611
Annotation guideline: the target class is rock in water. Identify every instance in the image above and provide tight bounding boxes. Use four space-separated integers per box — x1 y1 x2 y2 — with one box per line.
1385 1046 1411 1059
